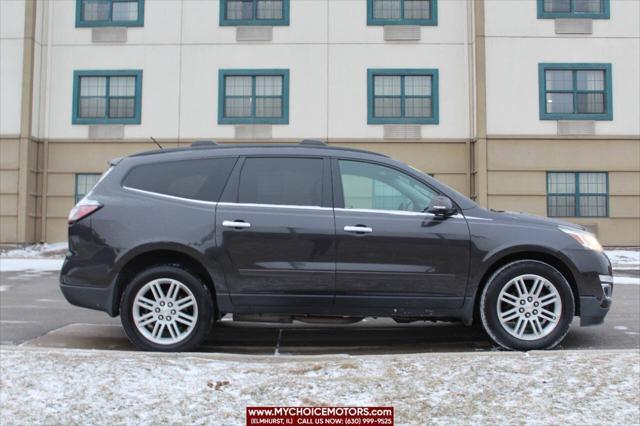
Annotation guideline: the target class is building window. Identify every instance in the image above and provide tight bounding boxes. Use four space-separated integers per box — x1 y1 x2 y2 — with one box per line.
72 70 143 125
218 69 289 125
220 0 290 26
539 64 612 121
547 172 608 217
76 0 145 27
538 0 610 19
75 174 101 203
367 0 437 26
368 69 439 125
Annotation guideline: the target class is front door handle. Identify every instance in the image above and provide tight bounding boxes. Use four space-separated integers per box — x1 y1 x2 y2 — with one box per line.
222 220 251 229
344 225 373 234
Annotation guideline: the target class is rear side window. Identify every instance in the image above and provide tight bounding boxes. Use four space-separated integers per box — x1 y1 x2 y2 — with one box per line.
238 157 323 206
124 158 236 202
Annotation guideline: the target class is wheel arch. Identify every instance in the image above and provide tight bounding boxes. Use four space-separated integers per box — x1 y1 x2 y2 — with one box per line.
111 245 223 316
471 249 580 323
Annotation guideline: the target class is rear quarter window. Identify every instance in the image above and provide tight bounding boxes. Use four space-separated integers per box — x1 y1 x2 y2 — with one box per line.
123 157 236 202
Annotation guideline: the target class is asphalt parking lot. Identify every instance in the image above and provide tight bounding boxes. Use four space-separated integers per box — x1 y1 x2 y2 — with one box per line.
1 269 638 354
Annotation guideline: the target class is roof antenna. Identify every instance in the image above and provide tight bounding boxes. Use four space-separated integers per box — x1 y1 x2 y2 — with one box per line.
150 136 164 150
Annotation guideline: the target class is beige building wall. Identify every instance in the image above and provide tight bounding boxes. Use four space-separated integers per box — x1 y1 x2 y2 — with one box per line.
1 0 41 244
0 138 21 242
2 0 638 247
479 0 640 247
485 138 640 246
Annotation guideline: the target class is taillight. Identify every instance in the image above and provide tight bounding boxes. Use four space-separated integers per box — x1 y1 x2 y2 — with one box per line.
68 200 103 225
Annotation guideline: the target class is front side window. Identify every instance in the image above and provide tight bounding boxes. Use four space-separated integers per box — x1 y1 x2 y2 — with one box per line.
219 70 289 125
339 160 436 212
368 69 439 125
123 158 237 202
368 0 437 25
238 157 323 206
547 172 608 217
220 0 290 26
75 174 101 203
539 64 612 121
538 0 609 19
76 0 145 27
73 70 143 124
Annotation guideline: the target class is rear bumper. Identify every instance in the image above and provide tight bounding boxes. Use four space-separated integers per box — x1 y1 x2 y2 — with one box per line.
59 246 119 316
60 279 117 317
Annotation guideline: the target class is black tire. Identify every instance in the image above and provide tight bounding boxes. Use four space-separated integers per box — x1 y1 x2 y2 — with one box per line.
120 265 214 352
480 260 575 351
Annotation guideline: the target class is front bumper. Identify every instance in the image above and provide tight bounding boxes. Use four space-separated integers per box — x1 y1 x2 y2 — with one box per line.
579 295 612 326
561 249 613 326
579 273 613 326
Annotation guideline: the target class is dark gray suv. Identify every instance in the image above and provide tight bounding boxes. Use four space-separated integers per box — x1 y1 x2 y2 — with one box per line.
60 140 613 352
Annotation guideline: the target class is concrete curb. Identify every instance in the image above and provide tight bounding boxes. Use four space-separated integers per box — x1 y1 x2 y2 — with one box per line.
2 344 638 364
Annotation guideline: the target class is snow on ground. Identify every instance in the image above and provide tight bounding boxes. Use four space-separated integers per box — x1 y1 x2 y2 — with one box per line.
0 347 637 425
613 276 640 285
605 250 640 270
0 242 67 259
0 258 64 272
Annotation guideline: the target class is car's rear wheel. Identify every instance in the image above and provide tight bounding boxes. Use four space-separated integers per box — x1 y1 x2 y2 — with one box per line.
480 260 574 351
120 265 213 352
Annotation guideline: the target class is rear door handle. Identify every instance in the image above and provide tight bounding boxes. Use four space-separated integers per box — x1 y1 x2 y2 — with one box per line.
222 220 251 229
344 225 373 234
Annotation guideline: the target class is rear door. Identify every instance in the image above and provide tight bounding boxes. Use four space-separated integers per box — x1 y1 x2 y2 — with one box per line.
216 156 335 311
332 159 470 312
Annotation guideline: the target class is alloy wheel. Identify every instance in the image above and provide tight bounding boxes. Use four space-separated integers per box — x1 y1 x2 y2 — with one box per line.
132 278 198 345
496 274 562 341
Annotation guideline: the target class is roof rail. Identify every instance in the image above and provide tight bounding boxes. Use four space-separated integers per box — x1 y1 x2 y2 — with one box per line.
191 140 218 147
299 139 326 146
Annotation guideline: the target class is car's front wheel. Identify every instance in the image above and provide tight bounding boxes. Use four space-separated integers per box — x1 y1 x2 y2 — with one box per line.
480 260 575 351
120 265 214 351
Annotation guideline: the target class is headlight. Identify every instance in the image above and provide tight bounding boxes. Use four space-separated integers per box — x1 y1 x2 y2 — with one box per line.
559 226 603 252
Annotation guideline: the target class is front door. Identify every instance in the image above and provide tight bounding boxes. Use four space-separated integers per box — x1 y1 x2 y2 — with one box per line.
333 159 470 312
216 156 335 311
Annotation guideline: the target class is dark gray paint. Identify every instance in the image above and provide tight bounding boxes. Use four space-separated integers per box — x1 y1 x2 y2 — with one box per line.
60 144 613 326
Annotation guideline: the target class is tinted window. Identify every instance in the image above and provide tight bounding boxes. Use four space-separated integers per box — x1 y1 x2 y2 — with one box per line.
339 160 436 212
238 157 323 206
124 158 236 202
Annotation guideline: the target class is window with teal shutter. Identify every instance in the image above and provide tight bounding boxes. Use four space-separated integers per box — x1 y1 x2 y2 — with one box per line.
368 0 437 25
218 69 289 125
547 172 609 217
537 0 610 19
539 64 612 121
73 70 143 125
368 69 439 125
220 0 290 26
76 0 145 27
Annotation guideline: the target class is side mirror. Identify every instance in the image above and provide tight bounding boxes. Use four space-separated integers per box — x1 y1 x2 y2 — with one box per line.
426 195 456 217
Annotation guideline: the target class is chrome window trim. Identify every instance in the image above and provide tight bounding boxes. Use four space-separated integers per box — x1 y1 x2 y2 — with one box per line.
218 202 332 211
463 215 493 221
335 207 433 217
122 186 218 206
